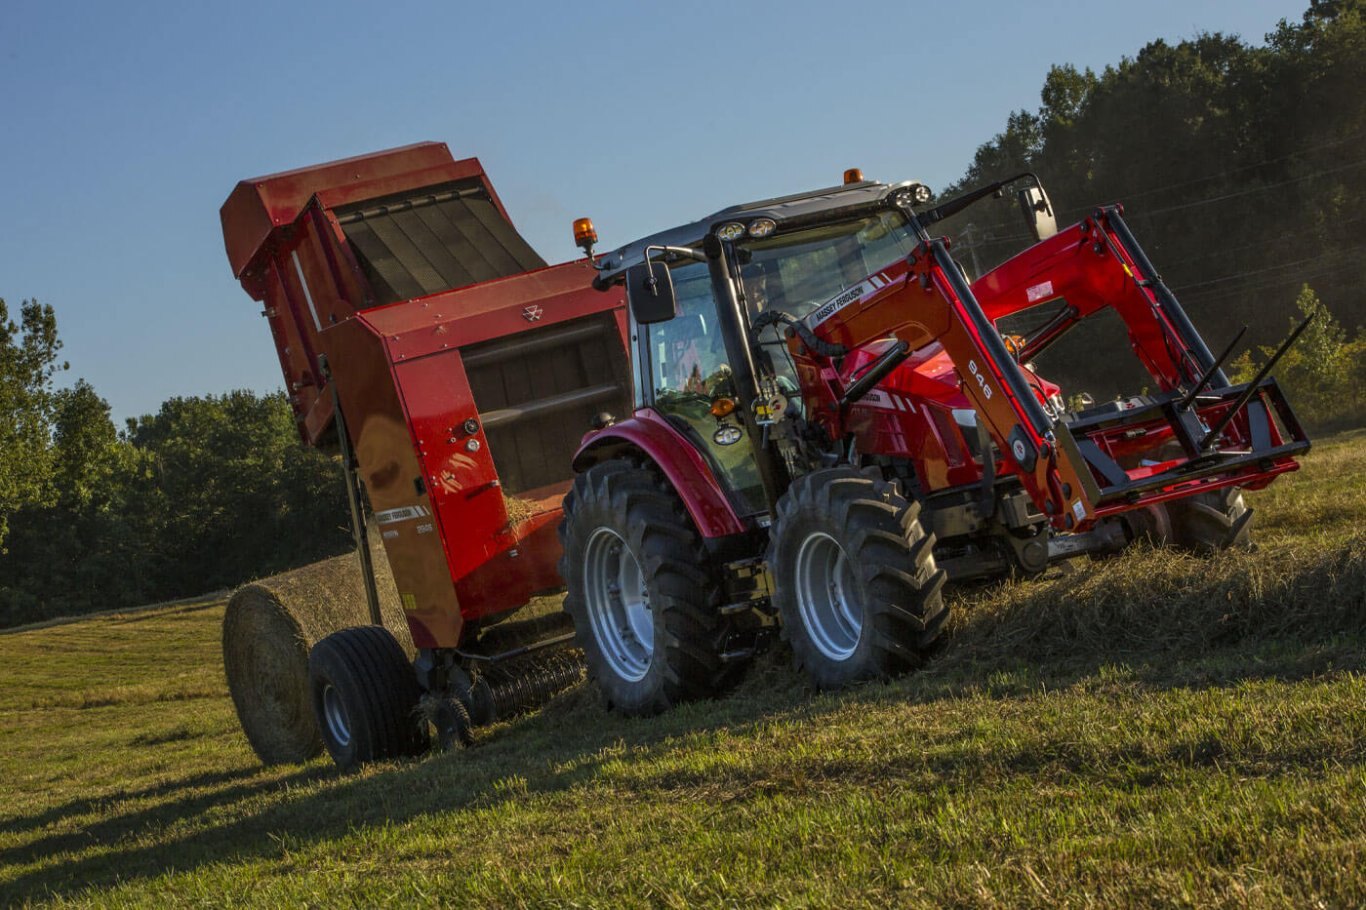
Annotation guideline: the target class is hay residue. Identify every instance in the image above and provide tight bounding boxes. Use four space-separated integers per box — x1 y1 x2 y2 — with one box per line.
222 548 414 765
504 495 544 527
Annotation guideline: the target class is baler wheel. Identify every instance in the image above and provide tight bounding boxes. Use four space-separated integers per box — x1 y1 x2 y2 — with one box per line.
308 625 430 770
1169 487 1254 554
769 466 947 690
559 458 734 715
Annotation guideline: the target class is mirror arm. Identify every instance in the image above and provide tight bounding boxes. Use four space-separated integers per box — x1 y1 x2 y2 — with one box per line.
919 172 1041 227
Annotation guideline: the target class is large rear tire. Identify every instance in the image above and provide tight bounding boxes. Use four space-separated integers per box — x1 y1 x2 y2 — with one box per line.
559 459 733 715
769 466 947 690
308 625 429 770
1169 487 1253 553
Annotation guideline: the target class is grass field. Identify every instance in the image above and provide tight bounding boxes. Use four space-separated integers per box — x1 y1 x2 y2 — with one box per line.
1 430 1363 908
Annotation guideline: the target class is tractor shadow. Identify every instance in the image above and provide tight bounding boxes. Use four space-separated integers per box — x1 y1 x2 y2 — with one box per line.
4 544 1364 903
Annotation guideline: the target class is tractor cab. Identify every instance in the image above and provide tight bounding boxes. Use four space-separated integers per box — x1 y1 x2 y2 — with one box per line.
586 176 937 521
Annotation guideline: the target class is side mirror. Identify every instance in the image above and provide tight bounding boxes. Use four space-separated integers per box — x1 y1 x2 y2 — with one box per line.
1017 185 1057 242
625 261 679 325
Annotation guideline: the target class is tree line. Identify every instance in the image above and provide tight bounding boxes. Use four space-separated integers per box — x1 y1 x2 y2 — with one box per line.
0 297 350 628
2 1 1362 626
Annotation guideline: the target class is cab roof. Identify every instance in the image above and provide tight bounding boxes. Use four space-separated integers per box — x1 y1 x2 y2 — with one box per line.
594 178 921 282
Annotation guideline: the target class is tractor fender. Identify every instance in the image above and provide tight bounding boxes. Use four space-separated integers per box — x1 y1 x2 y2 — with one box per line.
571 412 747 539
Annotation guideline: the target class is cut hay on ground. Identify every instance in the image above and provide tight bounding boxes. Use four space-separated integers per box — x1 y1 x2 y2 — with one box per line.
933 532 1366 678
222 548 414 765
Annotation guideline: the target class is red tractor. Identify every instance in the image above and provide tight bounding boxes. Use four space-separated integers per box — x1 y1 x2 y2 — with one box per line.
561 171 1311 710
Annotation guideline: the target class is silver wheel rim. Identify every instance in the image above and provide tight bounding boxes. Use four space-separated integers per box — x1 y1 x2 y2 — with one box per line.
583 527 653 682
320 682 351 748
794 531 862 661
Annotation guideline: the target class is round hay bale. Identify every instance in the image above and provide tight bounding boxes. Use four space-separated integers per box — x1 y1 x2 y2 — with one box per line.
222 549 415 765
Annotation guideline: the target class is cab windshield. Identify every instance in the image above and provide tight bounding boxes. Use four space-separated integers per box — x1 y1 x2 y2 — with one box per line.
737 210 917 320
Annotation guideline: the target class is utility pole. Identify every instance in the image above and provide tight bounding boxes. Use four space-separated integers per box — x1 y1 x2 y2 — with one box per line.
959 223 985 280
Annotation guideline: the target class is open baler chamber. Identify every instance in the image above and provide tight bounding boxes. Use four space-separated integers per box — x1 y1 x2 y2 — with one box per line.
220 143 631 651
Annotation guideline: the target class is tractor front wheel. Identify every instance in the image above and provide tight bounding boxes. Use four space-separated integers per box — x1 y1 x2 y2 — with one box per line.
559 459 734 715
769 466 947 690
308 625 429 770
1169 487 1254 553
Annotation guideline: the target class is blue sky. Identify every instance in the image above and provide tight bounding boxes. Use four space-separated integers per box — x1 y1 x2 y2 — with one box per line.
0 0 1305 426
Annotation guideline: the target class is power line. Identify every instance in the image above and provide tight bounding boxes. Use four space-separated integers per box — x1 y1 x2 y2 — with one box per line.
1130 158 1366 218
1170 248 1357 293
1157 217 1366 270
957 207 1366 274
1175 259 1363 308
1056 126 1366 217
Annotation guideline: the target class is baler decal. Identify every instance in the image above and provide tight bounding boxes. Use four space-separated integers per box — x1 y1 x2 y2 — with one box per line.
375 505 432 525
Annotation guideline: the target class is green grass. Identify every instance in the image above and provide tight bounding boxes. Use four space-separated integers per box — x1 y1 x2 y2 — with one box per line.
2 431 1364 908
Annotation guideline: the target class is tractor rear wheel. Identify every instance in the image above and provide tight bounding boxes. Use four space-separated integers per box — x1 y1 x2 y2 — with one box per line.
769 466 947 690
559 458 733 715
1169 487 1254 553
308 625 429 770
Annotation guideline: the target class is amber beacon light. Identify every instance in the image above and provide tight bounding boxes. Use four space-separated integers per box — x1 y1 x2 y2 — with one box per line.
573 217 598 257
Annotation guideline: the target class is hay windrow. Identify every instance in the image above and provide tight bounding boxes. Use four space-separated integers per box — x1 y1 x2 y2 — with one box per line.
222 549 414 765
934 532 1366 676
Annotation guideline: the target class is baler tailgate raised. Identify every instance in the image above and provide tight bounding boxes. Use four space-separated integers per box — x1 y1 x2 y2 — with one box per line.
337 180 546 304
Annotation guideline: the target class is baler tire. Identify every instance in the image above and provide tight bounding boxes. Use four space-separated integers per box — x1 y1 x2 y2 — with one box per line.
559 458 734 716
1169 487 1254 554
769 466 947 691
308 625 429 770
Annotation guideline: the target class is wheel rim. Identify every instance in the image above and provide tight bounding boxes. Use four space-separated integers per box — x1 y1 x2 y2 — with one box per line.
794 531 862 661
583 526 653 682
320 682 351 748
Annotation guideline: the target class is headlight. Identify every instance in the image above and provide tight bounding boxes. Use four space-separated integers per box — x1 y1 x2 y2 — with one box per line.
747 218 776 238
715 222 746 242
893 183 932 208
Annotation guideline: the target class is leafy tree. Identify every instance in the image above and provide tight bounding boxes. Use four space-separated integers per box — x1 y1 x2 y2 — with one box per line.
0 298 65 549
1230 285 1364 429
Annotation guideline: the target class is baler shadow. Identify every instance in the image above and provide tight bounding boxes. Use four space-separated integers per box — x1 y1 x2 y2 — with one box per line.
0 766 264 837
0 767 327 870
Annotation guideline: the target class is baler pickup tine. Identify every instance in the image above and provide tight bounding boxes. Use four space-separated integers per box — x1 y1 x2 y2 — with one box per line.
1180 325 1246 411
1200 312 1314 450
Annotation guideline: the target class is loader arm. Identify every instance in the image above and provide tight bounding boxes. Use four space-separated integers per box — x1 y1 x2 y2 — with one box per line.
788 236 1098 531
971 205 1221 393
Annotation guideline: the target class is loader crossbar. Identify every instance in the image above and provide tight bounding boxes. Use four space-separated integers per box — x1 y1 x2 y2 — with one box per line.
1066 377 1309 511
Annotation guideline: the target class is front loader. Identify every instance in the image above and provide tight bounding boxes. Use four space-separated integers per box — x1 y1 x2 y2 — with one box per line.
561 170 1311 708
